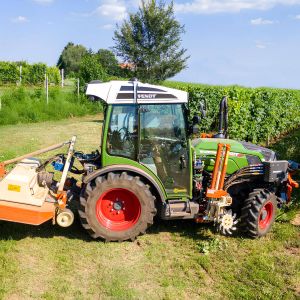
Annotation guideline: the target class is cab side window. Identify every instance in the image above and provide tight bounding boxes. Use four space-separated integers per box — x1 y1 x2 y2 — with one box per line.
107 105 138 160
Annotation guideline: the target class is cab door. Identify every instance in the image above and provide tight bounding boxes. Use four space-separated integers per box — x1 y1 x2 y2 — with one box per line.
138 104 190 197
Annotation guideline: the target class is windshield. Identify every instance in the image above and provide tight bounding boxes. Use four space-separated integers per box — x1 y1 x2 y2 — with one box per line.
140 104 187 142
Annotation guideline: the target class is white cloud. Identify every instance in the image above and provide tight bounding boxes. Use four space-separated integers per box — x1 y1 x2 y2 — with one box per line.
295 14 300 18
251 18 276 25
101 24 114 30
174 0 300 14
11 16 29 23
255 41 267 49
95 0 127 21
32 0 54 4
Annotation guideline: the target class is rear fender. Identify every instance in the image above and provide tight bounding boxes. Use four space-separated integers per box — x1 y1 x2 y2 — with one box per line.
82 165 166 202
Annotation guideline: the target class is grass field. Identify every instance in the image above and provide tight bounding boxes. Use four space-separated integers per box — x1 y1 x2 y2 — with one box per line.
0 83 101 126
0 115 299 300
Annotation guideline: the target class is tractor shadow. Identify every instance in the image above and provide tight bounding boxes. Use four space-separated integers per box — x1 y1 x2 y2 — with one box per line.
148 217 216 241
0 217 216 243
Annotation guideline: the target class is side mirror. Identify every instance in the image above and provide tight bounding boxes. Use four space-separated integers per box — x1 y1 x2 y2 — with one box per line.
192 115 201 124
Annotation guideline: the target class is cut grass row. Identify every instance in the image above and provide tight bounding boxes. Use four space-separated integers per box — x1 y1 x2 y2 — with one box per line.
0 115 299 299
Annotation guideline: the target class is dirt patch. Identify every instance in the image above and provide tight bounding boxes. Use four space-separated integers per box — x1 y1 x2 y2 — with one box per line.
291 213 300 226
286 246 300 256
293 285 300 298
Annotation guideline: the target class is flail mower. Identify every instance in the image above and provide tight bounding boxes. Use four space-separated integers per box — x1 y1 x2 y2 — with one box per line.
0 79 298 241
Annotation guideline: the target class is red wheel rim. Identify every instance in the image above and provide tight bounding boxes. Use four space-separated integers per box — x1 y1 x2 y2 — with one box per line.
259 201 274 229
96 188 141 231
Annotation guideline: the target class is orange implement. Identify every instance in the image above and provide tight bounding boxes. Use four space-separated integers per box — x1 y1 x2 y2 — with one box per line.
287 173 299 203
219 144 231 189
0 163 6 178
210 143 224 190
200 133 213 138
0 200 55 225
206 143 231 199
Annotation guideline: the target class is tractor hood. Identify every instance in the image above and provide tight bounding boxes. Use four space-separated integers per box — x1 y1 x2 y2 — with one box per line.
192 138 276 162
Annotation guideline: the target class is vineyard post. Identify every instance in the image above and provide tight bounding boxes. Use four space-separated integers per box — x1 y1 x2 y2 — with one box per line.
77 78 80 99
46 75 49 105
19 65 22 85
61 69 63 87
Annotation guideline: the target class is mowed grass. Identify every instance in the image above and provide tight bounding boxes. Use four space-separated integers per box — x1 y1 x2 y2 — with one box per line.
0 115 299 300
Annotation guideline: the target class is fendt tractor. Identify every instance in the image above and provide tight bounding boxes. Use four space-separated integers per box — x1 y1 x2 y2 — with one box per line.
0 79 299 241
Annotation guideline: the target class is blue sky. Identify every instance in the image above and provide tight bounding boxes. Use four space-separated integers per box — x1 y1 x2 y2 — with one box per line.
1 0 300 88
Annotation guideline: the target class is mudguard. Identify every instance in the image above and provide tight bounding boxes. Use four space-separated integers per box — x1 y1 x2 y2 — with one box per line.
82 164 166 202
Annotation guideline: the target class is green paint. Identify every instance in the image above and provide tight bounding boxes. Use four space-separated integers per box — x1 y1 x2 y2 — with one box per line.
193 138 264 174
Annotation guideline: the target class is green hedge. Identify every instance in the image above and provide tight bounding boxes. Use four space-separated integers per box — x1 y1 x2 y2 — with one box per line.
0 62 60 85
164 81 300 144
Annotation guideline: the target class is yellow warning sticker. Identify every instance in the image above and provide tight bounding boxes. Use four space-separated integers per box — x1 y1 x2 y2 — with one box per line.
8 184 21 192
173 188 187 194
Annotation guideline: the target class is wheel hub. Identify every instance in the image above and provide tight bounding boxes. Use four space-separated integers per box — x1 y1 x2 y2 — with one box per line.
113 199 123 211
96 188 141 231
260 208 268 221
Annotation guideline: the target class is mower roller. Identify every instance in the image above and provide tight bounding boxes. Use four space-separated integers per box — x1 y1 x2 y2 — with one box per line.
0 79 298 241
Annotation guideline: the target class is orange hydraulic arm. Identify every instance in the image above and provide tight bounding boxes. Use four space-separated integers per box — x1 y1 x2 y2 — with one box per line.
287 173 299 203
206 143 231 198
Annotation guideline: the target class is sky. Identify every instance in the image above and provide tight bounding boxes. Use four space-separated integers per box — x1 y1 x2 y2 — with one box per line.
1 0 300 88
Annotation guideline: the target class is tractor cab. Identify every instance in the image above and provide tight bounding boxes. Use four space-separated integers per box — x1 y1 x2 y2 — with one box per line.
86 79 192 197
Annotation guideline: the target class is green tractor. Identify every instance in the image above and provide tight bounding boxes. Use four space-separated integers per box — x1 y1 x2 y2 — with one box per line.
1 79 296 242
76 79 298 241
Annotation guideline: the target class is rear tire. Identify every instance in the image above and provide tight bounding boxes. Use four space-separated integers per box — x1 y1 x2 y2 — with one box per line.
78 172 156 242
240 189 277 238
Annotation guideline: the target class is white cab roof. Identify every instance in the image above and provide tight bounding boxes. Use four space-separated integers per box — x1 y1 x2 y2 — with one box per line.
85 80 188 104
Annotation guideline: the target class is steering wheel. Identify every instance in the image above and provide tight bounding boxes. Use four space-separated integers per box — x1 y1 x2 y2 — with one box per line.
118 127 130 142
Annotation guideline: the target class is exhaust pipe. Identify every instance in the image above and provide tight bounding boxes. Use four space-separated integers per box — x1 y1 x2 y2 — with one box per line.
213 96 228 139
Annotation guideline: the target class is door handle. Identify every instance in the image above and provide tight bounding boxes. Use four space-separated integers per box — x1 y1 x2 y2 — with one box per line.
180 155 187 169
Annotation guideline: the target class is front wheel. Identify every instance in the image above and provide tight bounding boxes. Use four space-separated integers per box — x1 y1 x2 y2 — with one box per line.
240 189 277 238
79 172 156 242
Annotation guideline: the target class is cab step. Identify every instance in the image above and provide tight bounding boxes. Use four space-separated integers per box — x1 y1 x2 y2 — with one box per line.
160 200 199 220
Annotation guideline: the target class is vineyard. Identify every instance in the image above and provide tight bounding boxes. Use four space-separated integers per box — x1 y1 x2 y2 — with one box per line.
0 62 60 85
1 79 300 147
165 81 300 144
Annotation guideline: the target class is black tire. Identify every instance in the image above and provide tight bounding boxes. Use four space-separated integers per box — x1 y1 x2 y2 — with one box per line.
240 189 277 238
78 172 156 242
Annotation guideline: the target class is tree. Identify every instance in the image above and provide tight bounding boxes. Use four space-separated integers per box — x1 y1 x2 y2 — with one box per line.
96 49 119 76
113 0 189 83
78 54 107 89
57 42 88 76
